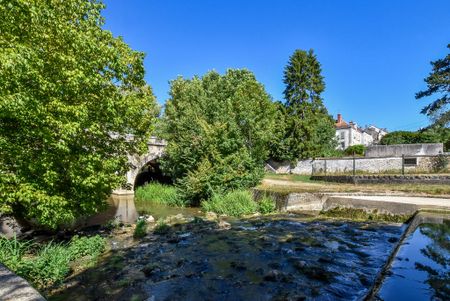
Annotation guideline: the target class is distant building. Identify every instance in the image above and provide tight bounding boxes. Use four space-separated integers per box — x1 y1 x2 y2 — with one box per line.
335 114 387 150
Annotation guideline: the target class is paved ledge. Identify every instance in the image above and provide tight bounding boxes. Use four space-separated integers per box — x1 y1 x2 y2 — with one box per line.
324 195 450 215
0 264 45 301
273 190 450 215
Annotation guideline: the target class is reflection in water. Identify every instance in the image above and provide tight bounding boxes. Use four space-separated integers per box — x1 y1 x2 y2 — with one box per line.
84 195 138 226
376 213 450 301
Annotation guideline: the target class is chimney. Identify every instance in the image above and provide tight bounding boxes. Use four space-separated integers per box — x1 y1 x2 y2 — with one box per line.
337 114 342 123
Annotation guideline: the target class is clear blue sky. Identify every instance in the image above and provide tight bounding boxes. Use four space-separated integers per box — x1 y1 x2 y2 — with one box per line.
102 0 449 131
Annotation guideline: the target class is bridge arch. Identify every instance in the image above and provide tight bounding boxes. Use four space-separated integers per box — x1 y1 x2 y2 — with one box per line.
117 137 168 193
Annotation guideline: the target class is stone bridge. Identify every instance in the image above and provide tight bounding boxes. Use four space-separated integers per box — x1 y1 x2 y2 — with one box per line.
113 136 167 194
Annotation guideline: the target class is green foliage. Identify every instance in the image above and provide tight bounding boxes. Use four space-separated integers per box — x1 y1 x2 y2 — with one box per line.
416 44 449 127
135 183 185 207
344 144 366 156
0 0 158 229
133 219 148 238
0 235 105 289
68 235 105 261
270 49 336 161
380 128 450 151
153 219 170 234
0 235 32 272
201 190 258 217
257 196 276 214
160 69 277 203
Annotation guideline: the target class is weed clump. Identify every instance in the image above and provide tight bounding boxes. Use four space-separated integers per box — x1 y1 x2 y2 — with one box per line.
135 183 186 207
133 219 148 238
0 235 106 289
201 190 258 217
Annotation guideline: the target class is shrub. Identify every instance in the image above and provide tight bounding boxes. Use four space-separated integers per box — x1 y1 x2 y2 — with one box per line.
135 183 186 207
258 196 276 214
344 144 366 156
201 190 258 217
153 219 170 234
133 219 148 239
0 235 105 289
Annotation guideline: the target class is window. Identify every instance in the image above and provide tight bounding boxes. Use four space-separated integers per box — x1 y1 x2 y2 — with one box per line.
340 132 345 139
403 158 417 166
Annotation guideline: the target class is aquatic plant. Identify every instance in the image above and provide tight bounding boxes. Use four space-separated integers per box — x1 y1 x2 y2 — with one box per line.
154 219 171 234
133 219 148 238
135 183 186 207
201 190 258 217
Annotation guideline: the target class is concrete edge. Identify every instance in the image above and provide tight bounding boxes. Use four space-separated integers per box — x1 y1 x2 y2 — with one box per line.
0 264 46 301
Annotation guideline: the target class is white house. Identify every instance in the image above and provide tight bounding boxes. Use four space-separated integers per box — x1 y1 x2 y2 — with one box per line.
335 114 385 150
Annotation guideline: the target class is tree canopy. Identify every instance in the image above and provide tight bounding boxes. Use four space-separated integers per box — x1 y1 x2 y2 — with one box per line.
160 69 277 203
271 49 336 161
380 128 450 151
0 0 157 229
416 44 450 127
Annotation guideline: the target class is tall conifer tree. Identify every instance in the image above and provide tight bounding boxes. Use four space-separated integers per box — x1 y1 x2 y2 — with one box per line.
272 49 336 160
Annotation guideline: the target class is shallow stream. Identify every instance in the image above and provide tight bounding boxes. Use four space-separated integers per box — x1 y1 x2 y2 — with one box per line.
49 198 449 301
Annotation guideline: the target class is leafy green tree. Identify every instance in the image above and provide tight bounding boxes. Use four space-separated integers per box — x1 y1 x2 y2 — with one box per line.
416 44 450 127
0 0 157 229
271 49 336 161
160 69 277 203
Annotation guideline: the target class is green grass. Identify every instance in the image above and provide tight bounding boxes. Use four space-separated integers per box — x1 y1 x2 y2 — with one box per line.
257 195 277 214
202 190 258 217
135 183 186 207
133 219 147 238
0 235 106 290
265 173 315 182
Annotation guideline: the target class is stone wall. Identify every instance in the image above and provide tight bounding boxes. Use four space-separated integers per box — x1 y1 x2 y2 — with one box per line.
311 175 450 185
277 155 447 175
365 143 443 157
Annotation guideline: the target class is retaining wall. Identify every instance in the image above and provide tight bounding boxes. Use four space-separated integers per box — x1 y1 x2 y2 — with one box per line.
310 175 450 185
365 143 443 157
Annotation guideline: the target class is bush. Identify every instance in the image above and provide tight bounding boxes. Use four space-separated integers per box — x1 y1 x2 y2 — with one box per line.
201 190 258 217
258 196 276 214
154 219 170 235
135 183 186 207
0 235 106 289
344 144 366 156
133 219 148 239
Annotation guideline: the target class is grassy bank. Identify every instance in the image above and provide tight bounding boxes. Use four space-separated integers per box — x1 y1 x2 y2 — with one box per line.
201 190 276 217
135 183 186 207
262 173 450 196
0 235 106 290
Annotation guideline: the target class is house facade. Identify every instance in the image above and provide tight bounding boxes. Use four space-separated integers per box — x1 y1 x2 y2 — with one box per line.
335 114 386 150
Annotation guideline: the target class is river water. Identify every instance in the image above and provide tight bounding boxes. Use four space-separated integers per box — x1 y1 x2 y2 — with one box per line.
49 197 449 301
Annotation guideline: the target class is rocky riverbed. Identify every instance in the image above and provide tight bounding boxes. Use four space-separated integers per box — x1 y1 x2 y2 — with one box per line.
49 214 404 301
